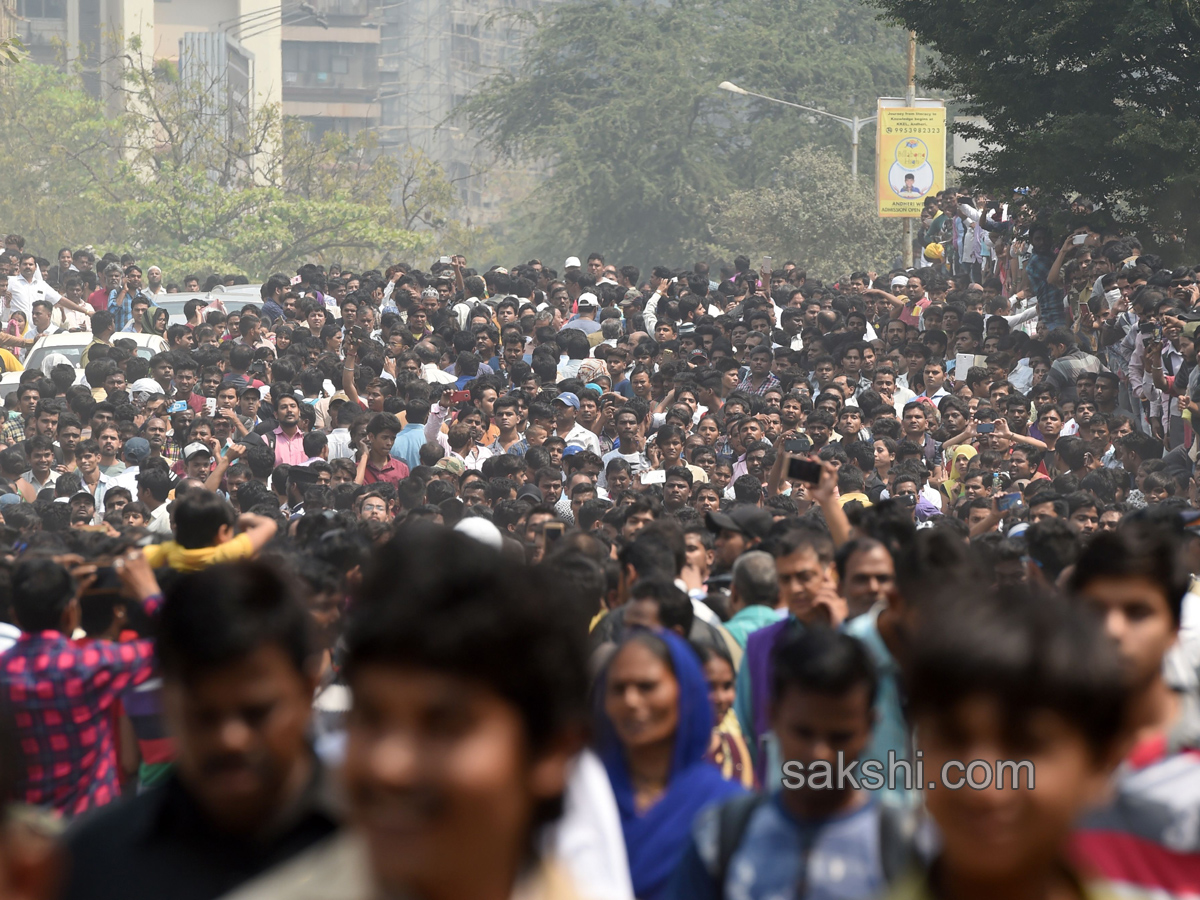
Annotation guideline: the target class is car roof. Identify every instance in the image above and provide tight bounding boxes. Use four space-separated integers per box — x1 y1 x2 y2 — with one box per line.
33 332 166 347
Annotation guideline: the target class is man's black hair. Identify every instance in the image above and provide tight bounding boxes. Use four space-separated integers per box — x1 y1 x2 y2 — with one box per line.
763 525 835 565
628 577 693 635
12 559 74 631
347 527 588 799
173 491 237 550
136 469 174 504
893 527 978 606
1024 518 1080 580
908 588 1127 755
158 560 314 684
617 527 679 581
771 624 878 707
1069 520 1189 626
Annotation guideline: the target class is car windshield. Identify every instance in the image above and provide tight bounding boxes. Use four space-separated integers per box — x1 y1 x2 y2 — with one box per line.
25 342 158 370
155 296 263 316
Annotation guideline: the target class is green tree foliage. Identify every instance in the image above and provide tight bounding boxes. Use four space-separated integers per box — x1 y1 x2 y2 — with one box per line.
0 55 455 277
464 0 912 268
871 0 1200 253
708 148 900 280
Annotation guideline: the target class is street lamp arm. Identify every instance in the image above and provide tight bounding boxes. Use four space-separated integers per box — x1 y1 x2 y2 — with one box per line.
719 80 876 177
719 81 871 127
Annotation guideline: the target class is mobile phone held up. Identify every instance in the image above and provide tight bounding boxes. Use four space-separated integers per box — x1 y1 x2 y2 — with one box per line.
975 423 995 434
997 492 1022 512
543 522 565 545
783 436 812 456
787 456 823 485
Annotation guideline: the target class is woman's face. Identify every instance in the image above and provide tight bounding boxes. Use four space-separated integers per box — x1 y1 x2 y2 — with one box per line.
696 418 719 446
874 440 893 469
659 436 683 462
702 656 735 725
604 640 680 751
954 452 973 477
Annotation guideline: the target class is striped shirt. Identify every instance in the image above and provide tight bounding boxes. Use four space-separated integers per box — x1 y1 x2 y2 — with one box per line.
1070 690 1200 899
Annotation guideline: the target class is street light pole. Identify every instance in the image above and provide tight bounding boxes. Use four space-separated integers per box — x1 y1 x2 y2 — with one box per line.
904 31 917 268
718 81 875 177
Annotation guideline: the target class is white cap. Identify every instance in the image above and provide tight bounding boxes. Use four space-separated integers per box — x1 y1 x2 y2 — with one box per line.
183 441 212 460
564 256 582 269
576 292 599 308
454 517 504 551
130 378 165 395
891 275 908 289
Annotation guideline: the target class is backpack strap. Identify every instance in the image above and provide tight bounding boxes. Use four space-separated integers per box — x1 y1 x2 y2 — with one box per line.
712 793 768 889
878 802 918 884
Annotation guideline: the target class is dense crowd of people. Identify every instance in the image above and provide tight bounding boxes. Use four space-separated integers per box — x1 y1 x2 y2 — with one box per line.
0 225 1192 900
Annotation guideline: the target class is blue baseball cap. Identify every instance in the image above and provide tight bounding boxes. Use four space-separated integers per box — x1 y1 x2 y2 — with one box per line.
553 392 580 409
124 437 151 463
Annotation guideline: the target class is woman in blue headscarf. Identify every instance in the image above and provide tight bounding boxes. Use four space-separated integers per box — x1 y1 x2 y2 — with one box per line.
596 628 744 900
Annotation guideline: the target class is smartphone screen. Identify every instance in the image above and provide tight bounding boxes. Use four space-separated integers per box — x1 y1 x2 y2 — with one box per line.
786 456 822 485
997 492 1022 512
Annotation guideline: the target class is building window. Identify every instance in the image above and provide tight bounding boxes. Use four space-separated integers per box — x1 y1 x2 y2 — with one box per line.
332 57 349 74
19 0 66 17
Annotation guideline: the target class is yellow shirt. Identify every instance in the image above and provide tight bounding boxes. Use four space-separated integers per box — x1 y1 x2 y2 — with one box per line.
143 533 256 572
80 339 111 368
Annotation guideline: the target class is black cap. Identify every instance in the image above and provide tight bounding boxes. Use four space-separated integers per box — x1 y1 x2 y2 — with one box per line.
516 484 544 504
706 506 772 540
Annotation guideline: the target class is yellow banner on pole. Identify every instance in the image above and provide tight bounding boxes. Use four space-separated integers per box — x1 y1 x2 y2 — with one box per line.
876 105 945 218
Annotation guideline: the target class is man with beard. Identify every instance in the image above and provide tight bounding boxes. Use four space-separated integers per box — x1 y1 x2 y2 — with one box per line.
63 560 333 900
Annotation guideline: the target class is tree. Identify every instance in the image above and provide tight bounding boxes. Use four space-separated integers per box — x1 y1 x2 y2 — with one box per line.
708 148 900 281
870 0 1200 256
107 44 439 275
0 54 459 277
462 0 732 268
463 0 913 268
0 63 124 253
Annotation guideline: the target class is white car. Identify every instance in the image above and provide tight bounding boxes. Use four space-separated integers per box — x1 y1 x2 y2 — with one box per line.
212 283 263 298
0 332 169 398
156 293 265 326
